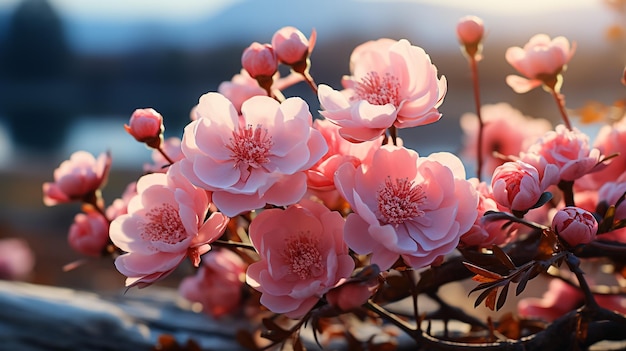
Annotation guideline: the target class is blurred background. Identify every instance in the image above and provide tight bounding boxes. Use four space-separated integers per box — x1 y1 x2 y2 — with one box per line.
0 0 624 294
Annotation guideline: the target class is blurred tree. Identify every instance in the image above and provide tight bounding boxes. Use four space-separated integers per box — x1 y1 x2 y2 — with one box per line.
0 0 76 151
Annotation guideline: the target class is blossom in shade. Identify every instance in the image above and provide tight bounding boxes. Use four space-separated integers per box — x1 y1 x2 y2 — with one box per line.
505 34 576 93
318 38 447 142
241 42 278 79
105 181 138 221
334 145 478 270
179 249 247 318
217 69 305 114
460 103 551 178
325 265 380 312
518 278 582 322
460 179 518 248
180 92 327 217
552 206 597 246
143 137 184 174
491 160 558 214
68 210 110 257
271 26 316 66
43 151 112 206
306 118 382 210
109 163 229 288
583 117 626 188
124 108 164 148
246 199 354 319
520 125 604 182
0 238 35 281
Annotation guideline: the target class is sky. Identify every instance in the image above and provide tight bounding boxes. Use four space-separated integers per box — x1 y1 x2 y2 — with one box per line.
0 0 596 22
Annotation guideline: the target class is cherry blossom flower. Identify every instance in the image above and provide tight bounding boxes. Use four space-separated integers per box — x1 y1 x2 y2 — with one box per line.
552 206 598 246
109 163 229 288
124 108 164 148
68 210 109 257
583 117 626 187
241 42 278 79
505 34 576 93
180 92 327 217
460 179 518 248
335 145 478 270
306 118 382 210
460 103 551 178
318 38 447 142
179 249 246 318
491 160 558 214
43 151 111 206
521 124 604 182
0 238 35 281
246 199 354 319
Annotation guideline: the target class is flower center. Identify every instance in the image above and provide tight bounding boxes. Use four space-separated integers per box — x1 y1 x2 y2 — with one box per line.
227 124 273 169
352 71 401 106
282 232 324 280
141 203 187 244
377 177 426 225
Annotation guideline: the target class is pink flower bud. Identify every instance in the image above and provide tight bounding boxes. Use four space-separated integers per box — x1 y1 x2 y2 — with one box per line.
241 42 278 79
124 108 164 148
456 16 484 46
271 26 310 65
552 206 597 247
68 211 110 257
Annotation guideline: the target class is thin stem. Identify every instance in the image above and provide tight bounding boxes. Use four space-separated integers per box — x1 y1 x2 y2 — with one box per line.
389 125 397 146
302 70 318 95
558 180 575 207
469 56 484 180
550 88 573 130
157 146 175 165
566 253 598 309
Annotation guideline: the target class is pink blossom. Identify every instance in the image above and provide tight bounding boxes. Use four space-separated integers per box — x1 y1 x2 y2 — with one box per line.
271 26 315 66
217 69 305 114
521 125 604 182
318 38 447 142
246 199 354 319
594 181 626 242
306 118 382 209
143 137 184 174
43 151 112 206
584 118 626 187
460 179 518 248
552 206 597 246
180 92 327 217
110 163 229 288
124 108 164 148
491 160 558 214
505 34 576 93
105 181 138 220
179 249 246 318
335 145 478 270
0 238 35 281
518 278 583 322
68 210 110 257
241 42 278 79
460 103 551 178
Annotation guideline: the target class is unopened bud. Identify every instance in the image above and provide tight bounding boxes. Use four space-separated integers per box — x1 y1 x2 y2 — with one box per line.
552 206 597 247
457 15 484 59
125 108 164 149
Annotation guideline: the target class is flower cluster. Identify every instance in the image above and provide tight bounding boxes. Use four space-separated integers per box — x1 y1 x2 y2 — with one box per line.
43 18 626 351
